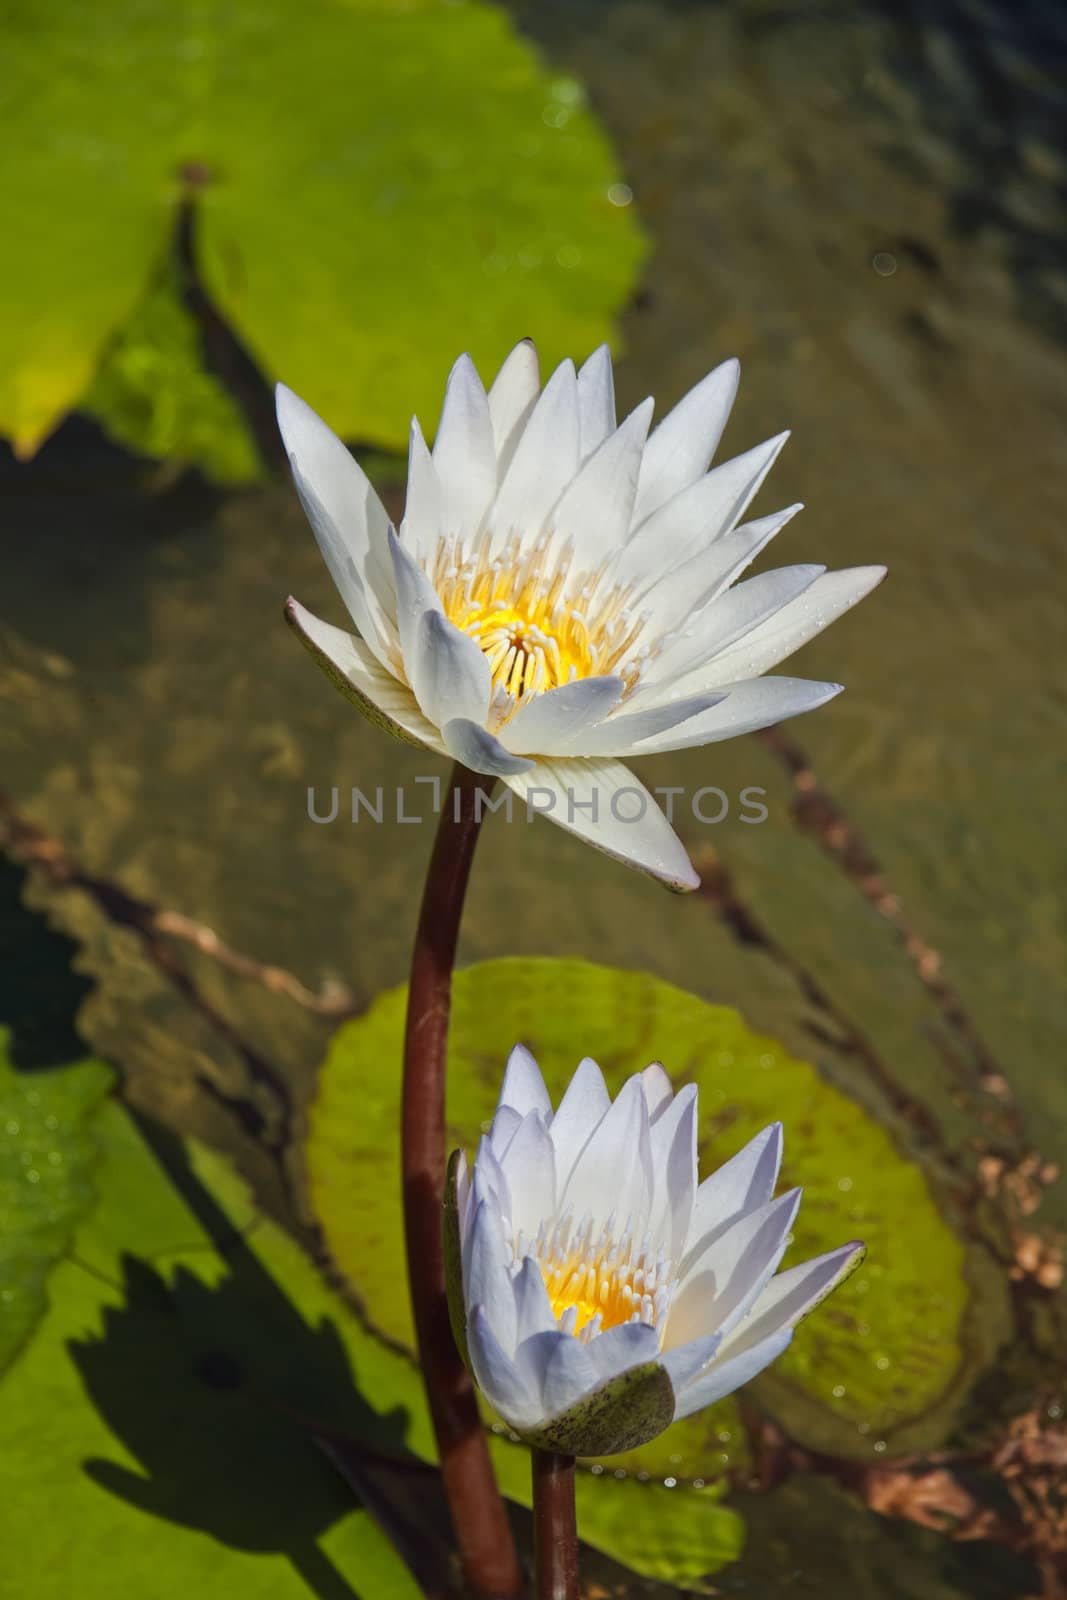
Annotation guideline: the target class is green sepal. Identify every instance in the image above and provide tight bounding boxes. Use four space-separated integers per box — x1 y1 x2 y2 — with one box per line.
442 1149 470 1372
522 1359 676 1458
284 597 427 750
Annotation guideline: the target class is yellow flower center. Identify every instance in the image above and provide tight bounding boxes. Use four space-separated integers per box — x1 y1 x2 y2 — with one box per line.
535 1217 671 1338
432 531 647 715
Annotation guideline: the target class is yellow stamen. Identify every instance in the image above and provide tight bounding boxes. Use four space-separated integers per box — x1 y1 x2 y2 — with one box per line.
534 1216 670 1338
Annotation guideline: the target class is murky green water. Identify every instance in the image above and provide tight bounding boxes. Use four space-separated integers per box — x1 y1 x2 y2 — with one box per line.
3 0 1065 1593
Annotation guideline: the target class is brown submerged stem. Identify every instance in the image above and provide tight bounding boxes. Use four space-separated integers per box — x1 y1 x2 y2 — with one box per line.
402 762 524 1600
531 1451 579 1600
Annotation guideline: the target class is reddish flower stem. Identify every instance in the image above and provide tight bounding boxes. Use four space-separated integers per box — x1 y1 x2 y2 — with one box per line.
531 1451 579 1600
402 762 524 1600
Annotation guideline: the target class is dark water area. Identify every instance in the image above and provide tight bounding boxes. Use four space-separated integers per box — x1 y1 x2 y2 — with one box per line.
2 0 1065 1594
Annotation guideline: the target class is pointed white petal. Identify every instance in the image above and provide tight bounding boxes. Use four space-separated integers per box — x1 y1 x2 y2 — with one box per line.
498 1044 553 1120
619 431 790 583
519 1330 598 1418
470 1137 511 1233
548 1057 611 1192
584 1322 662 1384
488 1105 522 1162
577 344 617 461
413 610 492 728
401 416 444 567
560 1075 652 1243
469 1305 540 1428
723 1241 865 1355
432 354 497 537
632 360 740 525
670 1327 793 1420
389 527 443 689
284 598 441 750
488 339 541 476
665 565 888 690
629 506 803 636
684 1124 783 1262
641 1062 674 1121
552 400 654 569
624 678 844 754
643 564 826 688
498 1111 556 1245
550 691 728 758
668 1189 802 1349
276 384 396 645
513 1254 558 1341
647 1084 698 1265
501 677 625 757
465 1199 517 1355
659 1330 723 1395
501 758 699 892
490 359 580 543
441 718 535 776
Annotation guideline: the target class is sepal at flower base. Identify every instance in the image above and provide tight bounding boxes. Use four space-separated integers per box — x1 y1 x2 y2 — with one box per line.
444 1147 471 1371
522 1357 676 1457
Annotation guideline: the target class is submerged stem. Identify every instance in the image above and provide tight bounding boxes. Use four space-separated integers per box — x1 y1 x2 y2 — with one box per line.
531 1451 579 1600
402 763 523 1600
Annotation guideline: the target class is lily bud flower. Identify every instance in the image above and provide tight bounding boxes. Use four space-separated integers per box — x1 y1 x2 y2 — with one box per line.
445 1047 863 1456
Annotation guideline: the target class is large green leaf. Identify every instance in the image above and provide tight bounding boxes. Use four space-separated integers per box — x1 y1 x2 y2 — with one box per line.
307 957 984 1476
0 1028 113 1372
1 0 645 457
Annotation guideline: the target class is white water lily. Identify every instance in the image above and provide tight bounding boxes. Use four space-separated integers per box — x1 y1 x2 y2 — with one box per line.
278 343 885 890
444 1047 863 1456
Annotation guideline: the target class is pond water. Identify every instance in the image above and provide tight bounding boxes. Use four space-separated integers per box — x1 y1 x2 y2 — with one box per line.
2 0 1065 1595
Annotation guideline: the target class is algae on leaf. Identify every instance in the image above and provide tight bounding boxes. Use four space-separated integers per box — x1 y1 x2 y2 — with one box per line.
0 0 645 459
307 957 979 1476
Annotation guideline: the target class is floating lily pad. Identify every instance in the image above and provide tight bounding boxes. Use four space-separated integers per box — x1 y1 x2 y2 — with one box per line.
0 1026 113 1372
1 0 645 458
308 957 983 1474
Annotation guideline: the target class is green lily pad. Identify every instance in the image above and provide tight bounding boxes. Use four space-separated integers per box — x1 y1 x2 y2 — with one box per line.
82 264 262 485
0 1026 113 1372
1 0 645 458
307 957 982 1474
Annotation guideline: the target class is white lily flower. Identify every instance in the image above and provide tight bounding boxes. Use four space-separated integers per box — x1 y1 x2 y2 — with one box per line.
278 343 885 891
444 1046 864 1456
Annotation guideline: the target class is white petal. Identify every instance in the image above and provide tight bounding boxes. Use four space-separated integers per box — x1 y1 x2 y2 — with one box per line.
276 384 396 648
577 344 617 461
723 1241 865 1354
413 610 491 728
432 354 497 537
552 400 654 569
469 1306 540 1428
668 1189 802 1349
501 677 626 757
465 1199 517 1355
641 1063 674 1121
618 431 790 584
284 598 441 751
670 1327 793 1420
490 359 580 544
519 1330 598 1418
551 691 728 758
513 1254 557 1341
643 564 826 689
488 1107 522 1162
502 758 699 892
389 527 443 690
548 1057 611 1192
560 1075 652 1243
632 360 740 525
498 1111 556 1245
584 1322 662 1384
684 1124 783 1262
647 1084 697 1265
659 1329 723 1395
441 719 535 776
665 565 888 690
624 678 844 754
488 339 541 476
401 417 444 567
470 1137 511 1233
628 506 803 636
498 1044 553 1120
